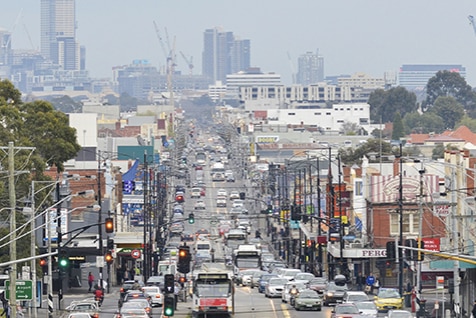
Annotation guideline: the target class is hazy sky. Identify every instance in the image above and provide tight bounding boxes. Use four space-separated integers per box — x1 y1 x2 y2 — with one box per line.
2 0 476 86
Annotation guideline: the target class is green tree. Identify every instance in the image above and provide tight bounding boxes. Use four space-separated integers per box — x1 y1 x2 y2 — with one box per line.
392 112 404 140
50 95 82 113
402 111 445 134
340 121 361 135
428 96 464 130
368 87 417 123
425 70 476 111
339 138 394 165
456 115 476 132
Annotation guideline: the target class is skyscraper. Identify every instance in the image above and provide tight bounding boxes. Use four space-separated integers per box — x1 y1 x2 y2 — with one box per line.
40 0 80 70
202 27 250 84
296 50 324 85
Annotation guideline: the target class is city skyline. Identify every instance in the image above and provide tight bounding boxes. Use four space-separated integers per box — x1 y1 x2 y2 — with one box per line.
1 0 476 86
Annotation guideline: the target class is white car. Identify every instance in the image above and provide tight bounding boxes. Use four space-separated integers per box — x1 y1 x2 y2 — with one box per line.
216 196 227 207
217 189 228 197
141 286 163 307
194 200 206 210
232 199 245 208
229 191 240 200
282 281 307 303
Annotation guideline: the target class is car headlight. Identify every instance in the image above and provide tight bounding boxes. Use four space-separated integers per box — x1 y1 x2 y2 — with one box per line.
327 292 334 297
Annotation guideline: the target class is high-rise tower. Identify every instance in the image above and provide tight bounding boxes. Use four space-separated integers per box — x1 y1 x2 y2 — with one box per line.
202 27 250 84
297 50 324 85
40 0 79 70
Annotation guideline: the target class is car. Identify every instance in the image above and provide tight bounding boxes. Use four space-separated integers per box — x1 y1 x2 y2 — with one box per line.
212 172 225 181
229 207 246 214
175 191 185 203
225 170 235 182
141 286 163 307
118 308 149 318
145 276 164 289
232 199 245 208
265 278 289 298
323 281 349 306
190 187 201 199
294 289 322 311
279 269 302 281
250 270 268 288
122 299 152 317
216 196 227 207
65 300 100 318
169 221 184 234
282 281 307 303
387 309 414 318
258 274 279 293
194 200 206 210
120 280 145 299
374 288 403 312
120 290 149 308
331 303 363 318
235 269 262 286
343 291 369 304
63 314 94 318
293 272 315 284
229 191 240 200
217 188 228 197
308 277 328 294
354 301 378 317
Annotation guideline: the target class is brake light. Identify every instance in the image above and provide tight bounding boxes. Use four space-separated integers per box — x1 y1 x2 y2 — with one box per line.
155 294 161 298
120 288 124 292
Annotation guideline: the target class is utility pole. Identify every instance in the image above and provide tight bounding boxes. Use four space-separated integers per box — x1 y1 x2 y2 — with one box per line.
398 144 404 297
9 142 17 318
1 142 35 318
97 151 103 291
451 167 460 317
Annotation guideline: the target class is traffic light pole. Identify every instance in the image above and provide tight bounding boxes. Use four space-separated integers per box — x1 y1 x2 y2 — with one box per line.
56 181 63 310
97 153 104 292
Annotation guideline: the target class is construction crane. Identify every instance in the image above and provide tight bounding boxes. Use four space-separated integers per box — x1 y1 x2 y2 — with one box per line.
153 21 169 70
287 52 297 84
469 15 476 37
152 21 176 107
180 51 194 76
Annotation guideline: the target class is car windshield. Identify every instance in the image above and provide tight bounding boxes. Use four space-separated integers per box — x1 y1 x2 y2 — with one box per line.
349 294 369 301
295 273 314 280
269 278 289 286
310 278 326 284
328 282 348 290
356 302 376 310
260 275 278 282
335 305 360 314
378 289 401 298
299 290 319 298
390 312 413 318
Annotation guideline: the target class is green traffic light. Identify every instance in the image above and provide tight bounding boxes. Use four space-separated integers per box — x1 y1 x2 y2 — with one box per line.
188 213 195 224
59 258 68 267
164 307 174 316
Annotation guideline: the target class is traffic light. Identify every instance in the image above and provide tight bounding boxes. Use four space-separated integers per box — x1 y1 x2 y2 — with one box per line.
107 238 114 250
105 251 113 264
58 250 69 269
164 274 175 293
188 213 195 224
163 295 175 316
386 260 392 268
386 241 396 260
417 239 425 261
267 204 273 214
178 276 186 284
405 239 417 260
239 192 245 200
291 205 301 221
175 194 184 203
178 246 191 274
39 258 48 274
105 217 114 233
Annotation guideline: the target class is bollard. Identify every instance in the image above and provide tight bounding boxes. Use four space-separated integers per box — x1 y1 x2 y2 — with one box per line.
411 290 416 312
445 309 451 318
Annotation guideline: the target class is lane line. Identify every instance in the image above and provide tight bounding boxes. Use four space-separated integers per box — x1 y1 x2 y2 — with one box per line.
281 303 291 318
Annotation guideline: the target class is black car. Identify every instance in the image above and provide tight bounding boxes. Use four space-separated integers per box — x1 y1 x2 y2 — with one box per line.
323 281 348 306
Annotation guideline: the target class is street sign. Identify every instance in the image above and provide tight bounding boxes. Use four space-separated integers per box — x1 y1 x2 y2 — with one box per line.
131 249 141 259
5 280 33 300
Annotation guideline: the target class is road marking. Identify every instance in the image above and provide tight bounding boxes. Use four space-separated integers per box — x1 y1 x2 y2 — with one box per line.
269 297 279 318
281 303 291 318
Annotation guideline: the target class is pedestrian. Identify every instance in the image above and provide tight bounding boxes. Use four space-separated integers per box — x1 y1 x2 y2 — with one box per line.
405 280 413 307
373 275 381 294
365 273 375 294
356 272 364 291
471 299 476 318
88 272 95 292
134 266 140 277
174 282 181 310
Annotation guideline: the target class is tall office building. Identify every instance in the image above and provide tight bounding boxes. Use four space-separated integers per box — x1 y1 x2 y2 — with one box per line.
0 28 12 67
398 64 466 91
296 50 324 85
202 27 250 84
41 0 79 70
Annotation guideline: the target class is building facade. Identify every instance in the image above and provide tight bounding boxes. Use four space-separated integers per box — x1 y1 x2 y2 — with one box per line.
202 27 251 84
296 50 324 85
398 64 466 91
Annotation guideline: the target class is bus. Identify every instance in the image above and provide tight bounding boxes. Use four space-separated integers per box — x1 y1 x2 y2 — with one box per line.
233 244 262 271
192 270 234 317
224 229 247 250
210 162 225 175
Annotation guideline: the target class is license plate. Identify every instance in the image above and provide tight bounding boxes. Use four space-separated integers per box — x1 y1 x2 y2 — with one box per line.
307 305 313 307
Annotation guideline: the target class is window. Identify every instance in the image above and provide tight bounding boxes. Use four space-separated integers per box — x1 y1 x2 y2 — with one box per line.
355 181 363 196
389 210 419 235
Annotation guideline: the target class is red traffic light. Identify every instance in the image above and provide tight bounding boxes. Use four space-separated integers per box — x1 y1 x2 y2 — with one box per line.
39 258 47 267
178 276 186 283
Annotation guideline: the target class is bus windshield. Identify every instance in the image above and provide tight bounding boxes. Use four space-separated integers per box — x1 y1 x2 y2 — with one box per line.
195 281 231 297
235 257 260 269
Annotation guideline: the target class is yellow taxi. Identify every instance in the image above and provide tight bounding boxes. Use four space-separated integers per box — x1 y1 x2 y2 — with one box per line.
374 288 403 311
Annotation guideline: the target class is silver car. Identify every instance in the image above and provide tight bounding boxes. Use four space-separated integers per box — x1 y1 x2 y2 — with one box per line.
265 278 289 298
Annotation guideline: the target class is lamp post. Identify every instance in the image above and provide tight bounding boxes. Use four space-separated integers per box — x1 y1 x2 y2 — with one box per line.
398 143 404 297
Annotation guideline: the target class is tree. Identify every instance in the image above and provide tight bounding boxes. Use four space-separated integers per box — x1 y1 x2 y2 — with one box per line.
368 87 417 124
428 96 464 130
402 111 445 134
425 70 476 111
392 113 404 140
339 138 395 165
50 95 82 113
456 115 476 132
340 121 361 135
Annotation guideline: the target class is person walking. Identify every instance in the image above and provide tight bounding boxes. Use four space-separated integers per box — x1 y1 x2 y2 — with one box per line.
174 282 181 310
356 272 364 291
472 299 476 318
88 272 95 292
365 273 375 294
